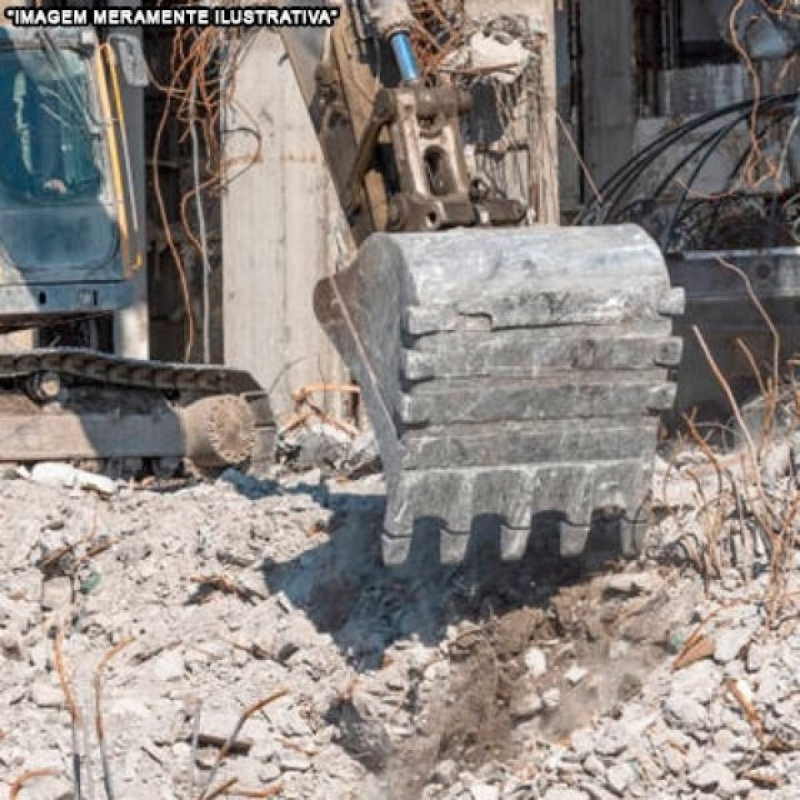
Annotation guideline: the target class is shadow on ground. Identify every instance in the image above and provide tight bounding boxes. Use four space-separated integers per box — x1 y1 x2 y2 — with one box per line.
258 485 636 670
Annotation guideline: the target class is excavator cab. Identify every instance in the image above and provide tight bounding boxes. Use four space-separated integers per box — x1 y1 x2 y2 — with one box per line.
0 26 137 328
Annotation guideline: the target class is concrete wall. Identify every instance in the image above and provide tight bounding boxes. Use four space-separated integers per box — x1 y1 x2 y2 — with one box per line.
222 30 348 417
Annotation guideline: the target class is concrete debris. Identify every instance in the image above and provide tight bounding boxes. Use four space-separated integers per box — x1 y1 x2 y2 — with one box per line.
280 423 381 477
542 687 562 712
605 762 635 796
688 762 737 792
0 447 798 800
604 571 664 597
713 626 754 664
524 645 548 678
469 784 500 800
441 30 530 85
565 665 589 686
29 461 118 496
510 689 543 721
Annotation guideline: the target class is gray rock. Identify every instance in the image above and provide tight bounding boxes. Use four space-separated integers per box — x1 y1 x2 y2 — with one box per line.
152 650 185 683
712 728 743 753
663 694 709 730
259 762 282 782
570 729 594 759
40 576 72 611
670 660 721 705
542 688 561 711
663 745 686 776
329 690 391 771
525 646 548 678
606 763 635 796
31 682 63 709
433 759 459 785
18 774 72 800
287 422 351 471
543 789 589 800
584 755 606 779
510 690 543 721
469 785 500 800
604 572 664 596
270 707 313 738
714 628 753 664
579 782 615 800
594 727 628 758
30 462 117 497
565 665 589 686
688 763 736 793
754 665 787 706
342 432 381 477
279 751 312 772
747 643 772 673
725 779 755 797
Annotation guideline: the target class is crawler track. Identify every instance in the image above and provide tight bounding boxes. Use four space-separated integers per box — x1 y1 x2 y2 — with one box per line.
0 349 273 471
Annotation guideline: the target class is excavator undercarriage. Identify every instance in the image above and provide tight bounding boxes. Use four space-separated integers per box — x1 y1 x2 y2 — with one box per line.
0 24 272 476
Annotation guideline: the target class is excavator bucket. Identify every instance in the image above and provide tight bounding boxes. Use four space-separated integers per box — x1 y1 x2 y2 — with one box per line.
315 224 684 565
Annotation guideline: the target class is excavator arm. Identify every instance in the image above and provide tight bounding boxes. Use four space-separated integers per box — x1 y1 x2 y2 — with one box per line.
282 0 526 241
281 2 683 566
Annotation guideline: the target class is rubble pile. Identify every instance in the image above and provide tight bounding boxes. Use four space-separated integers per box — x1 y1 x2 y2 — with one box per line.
0 452 797 799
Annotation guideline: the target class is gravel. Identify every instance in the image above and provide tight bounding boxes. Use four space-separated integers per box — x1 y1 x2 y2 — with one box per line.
0 454 798 800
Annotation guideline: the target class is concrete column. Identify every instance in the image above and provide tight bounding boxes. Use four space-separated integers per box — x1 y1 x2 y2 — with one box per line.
222 30 348 416
580 0 636 189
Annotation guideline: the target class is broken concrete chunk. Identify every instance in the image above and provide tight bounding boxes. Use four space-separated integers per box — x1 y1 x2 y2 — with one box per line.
606 763 636 796
151 650 185 683
688 763 736 792
713 627 753 665
543 790 590 800
565 665 589 686
542 687 561 711
510 690 543 721
30 462 117 497
663 694 709 731
604 572 664 596
31 682 63 709
279 750 312 773
40 575 73 611
469 784 500 800
524 646 548 678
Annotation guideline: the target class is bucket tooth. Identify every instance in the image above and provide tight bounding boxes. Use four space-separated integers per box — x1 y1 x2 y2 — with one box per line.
500 525 531 561
593 481 627 516
559 521 591 558
658 287 686 317
440 528 471 564
655 337 684 367
382 533 413 566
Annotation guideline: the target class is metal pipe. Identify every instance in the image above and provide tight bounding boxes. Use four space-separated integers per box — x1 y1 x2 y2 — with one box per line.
389 31 420 83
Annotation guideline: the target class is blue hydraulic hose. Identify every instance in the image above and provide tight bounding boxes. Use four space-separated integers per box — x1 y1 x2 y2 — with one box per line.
389 31 420 83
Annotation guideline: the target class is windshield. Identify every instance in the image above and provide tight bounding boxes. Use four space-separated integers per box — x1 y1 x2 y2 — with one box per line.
0 46 104 205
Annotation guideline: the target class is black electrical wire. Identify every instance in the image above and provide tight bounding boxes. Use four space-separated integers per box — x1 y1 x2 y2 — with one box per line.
578 92 800 227
577 92 800 254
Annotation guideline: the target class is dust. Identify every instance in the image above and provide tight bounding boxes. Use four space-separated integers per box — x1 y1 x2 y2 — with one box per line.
384 568 691 790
